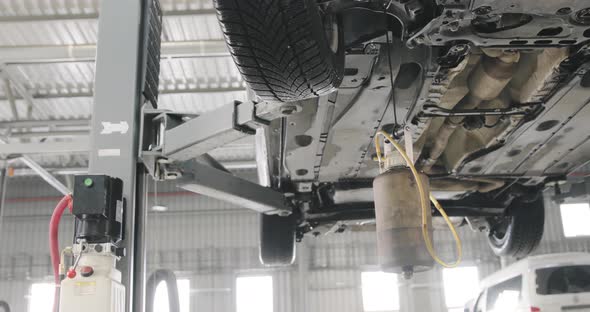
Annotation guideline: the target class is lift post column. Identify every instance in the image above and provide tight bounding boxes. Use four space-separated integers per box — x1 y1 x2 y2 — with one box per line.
86 0 159 310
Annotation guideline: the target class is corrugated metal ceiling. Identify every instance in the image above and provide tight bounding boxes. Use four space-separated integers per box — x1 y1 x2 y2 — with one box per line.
0 19 98 45
0 0 222 45
0 58 247 120
0 0 253 167
6 57 243 97
0 0 100 17
0 91 248 121
0 0 216 18
0 15 223 46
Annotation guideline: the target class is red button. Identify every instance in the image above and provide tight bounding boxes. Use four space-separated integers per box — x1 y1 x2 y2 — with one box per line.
67 269 76 279
80 266 94 277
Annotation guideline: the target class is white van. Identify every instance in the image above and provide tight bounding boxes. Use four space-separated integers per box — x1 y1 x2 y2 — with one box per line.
465 253 590 312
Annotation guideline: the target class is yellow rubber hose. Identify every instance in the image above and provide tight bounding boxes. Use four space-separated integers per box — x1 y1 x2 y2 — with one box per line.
374 130 462 268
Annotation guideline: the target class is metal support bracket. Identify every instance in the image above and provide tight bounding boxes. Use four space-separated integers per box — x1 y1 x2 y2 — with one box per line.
138 105 193 180
175 160 293 215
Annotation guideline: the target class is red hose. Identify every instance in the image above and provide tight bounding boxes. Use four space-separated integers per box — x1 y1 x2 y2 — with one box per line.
50 194 72 284
49 194 73 312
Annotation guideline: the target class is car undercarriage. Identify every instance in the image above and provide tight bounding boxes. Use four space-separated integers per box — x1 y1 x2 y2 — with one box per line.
210 0 590 271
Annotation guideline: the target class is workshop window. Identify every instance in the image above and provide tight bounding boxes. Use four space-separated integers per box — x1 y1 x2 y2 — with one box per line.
560 203 590 237
236 275 273 312
361 271 400 311
154 279 191 312
28 283 54 312
443 266 479 312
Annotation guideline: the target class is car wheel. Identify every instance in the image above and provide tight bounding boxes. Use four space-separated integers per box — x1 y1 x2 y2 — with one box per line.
487 196 545 258
259 214 296 266
214 0 344 103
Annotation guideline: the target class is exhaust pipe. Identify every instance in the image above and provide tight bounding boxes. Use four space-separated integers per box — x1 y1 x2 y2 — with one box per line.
422 50 520 172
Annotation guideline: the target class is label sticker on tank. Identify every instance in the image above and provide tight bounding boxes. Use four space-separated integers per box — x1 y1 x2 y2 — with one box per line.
74 281 97 296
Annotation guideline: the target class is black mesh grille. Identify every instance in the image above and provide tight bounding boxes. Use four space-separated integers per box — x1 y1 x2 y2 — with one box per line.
142 0 163 106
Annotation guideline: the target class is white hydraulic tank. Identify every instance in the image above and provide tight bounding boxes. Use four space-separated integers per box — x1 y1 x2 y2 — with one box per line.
59 243 125 312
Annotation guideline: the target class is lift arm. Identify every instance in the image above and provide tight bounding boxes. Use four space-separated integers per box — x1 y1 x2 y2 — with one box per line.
137 96 293 216
176 160 292 215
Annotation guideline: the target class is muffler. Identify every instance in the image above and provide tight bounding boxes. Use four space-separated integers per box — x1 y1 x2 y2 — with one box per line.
373 131 463 278
373 166 433 279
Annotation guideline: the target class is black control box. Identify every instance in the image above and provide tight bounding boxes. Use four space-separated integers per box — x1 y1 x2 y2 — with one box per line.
73 175 124 244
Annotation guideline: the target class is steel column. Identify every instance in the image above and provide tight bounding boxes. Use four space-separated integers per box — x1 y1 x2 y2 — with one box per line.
88 1 149 310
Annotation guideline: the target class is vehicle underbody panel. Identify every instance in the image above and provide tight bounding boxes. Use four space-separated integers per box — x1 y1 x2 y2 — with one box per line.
274 0 590 235
209 0 590 242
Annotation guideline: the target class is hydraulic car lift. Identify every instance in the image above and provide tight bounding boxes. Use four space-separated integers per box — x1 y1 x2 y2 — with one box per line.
57 0 295 311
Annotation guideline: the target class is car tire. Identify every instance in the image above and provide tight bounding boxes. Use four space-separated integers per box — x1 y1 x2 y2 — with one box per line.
259 214 296 266
487 196 545 258
214 0 344 103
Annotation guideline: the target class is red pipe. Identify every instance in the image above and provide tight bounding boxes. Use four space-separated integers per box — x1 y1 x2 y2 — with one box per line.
49 194 72 283
49 194 72 311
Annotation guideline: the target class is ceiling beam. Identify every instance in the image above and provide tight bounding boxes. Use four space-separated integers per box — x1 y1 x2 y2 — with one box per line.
0 85 245 102
0 139 89 154
0 40 229 64
8 130 89 139
11 167 88 176
0 9 217 23
0 118 89 128
0 137 254 155
7 159 256 177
